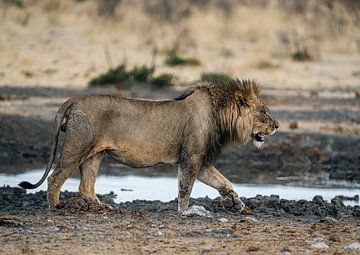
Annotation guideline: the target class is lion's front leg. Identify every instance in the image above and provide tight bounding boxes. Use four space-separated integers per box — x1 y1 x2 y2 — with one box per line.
177 156 203 212
198 165 245 212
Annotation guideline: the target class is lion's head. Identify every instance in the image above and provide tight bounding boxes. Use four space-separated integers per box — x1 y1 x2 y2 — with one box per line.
207 79 279 150
250 96 279 148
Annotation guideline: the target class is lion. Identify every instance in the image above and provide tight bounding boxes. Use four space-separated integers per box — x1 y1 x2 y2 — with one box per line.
19 79 279 212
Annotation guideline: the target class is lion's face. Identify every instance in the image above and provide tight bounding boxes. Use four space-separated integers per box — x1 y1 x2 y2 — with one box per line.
251 100 279 148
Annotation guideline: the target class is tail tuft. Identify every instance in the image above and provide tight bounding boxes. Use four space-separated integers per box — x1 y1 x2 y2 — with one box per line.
18 181 38 189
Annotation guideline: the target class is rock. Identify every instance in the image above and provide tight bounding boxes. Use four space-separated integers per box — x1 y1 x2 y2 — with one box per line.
184 228 234 238
331 197 345 208
352 205 360 217
310 242 329 249
208 228 234 235
218 218 228 223
150 223 157 228
320 216 338 224
328 234 341 242
198 245 213 253
180 205 213 218
344 242 360 250
312 195 325 205
239 217 258 223
280 252 291 255
154 231 163 237
247 245 260 252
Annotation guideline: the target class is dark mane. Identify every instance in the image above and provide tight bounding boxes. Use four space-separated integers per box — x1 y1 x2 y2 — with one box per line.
173 88 195 101
203 79 259 165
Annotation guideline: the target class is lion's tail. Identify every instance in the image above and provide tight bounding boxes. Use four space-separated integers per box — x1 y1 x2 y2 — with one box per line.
19 99 75 189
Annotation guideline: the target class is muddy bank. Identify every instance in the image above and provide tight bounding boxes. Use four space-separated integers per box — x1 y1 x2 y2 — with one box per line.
1 187 359 219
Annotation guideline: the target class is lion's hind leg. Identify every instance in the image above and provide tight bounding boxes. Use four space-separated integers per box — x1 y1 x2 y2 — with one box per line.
79 152 103 203
47 103 95 208
197 165 245 212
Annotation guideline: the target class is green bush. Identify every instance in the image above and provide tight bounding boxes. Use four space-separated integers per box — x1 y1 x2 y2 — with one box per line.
150 73 177 88
4 0 23 8
129 65 155 82
292 49 312 61
164 53 201 67
200 72 232 82
89 64 129 86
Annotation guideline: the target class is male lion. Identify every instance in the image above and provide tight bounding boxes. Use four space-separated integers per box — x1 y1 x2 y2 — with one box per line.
19 79 279 212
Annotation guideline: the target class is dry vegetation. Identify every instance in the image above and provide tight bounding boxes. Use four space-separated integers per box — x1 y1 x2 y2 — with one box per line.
0 0 359 88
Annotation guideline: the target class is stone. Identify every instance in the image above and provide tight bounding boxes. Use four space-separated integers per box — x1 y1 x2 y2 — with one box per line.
310 242 329 249
180 205 213 218
218 218 228 223
344 242 360 250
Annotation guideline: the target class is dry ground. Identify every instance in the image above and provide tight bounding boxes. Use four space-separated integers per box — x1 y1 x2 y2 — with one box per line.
1 211 359 255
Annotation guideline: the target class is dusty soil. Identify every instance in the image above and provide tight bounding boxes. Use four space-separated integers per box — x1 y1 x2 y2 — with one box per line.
1 187 360 255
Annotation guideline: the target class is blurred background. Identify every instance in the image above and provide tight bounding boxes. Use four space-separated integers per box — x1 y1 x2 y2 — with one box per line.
0 0 359 201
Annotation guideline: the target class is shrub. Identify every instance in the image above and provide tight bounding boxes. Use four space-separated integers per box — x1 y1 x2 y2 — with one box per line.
4 0 23 8
89 64 129 86
150 73 177 88
292 49 312 61
256 60 280 69
200 72 232 82
164 53 201 67
129 65 155 82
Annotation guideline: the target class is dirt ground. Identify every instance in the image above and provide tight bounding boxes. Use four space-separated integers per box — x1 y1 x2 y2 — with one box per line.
1 1 360 254
1 187 360 255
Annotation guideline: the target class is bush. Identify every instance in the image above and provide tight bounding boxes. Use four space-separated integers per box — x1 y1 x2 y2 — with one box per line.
89 64 129 86
200 72 232 82
256 60 280 69
89 64 157 86
4 0 23 8
129 65 155 82
150 73 177 88
164 53 201 67
292 49 312 61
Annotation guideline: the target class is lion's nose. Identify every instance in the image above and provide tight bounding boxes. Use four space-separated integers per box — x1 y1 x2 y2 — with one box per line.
274 122 279 129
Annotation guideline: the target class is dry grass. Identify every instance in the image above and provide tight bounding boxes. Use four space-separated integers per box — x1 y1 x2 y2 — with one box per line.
0 0 359 88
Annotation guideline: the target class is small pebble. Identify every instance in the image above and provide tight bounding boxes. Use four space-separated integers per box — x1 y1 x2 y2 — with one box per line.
150 223 157 228
198 245 213 253
154 231 163 237
344 242 360 250
310 242 329 249
239 217 258 223
218 218 229 223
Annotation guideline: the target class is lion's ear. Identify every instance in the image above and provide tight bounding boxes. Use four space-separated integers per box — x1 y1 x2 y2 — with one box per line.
235 90 255 107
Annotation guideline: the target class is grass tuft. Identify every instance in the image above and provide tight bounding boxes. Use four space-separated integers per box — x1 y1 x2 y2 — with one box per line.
200 72 232 82
129 65 155 83
256 60 280 69
89 64 129 86
164 53 201 67
150 73 177 88
292 49 312 61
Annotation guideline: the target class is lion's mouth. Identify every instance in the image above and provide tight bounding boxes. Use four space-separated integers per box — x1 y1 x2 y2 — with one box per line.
252 132 266 149
254 132 265 142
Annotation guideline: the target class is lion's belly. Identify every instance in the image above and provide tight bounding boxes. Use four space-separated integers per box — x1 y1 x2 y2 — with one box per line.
106 143 179 168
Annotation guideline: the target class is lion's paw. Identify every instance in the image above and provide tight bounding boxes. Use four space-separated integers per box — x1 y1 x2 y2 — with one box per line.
221 190 245 212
